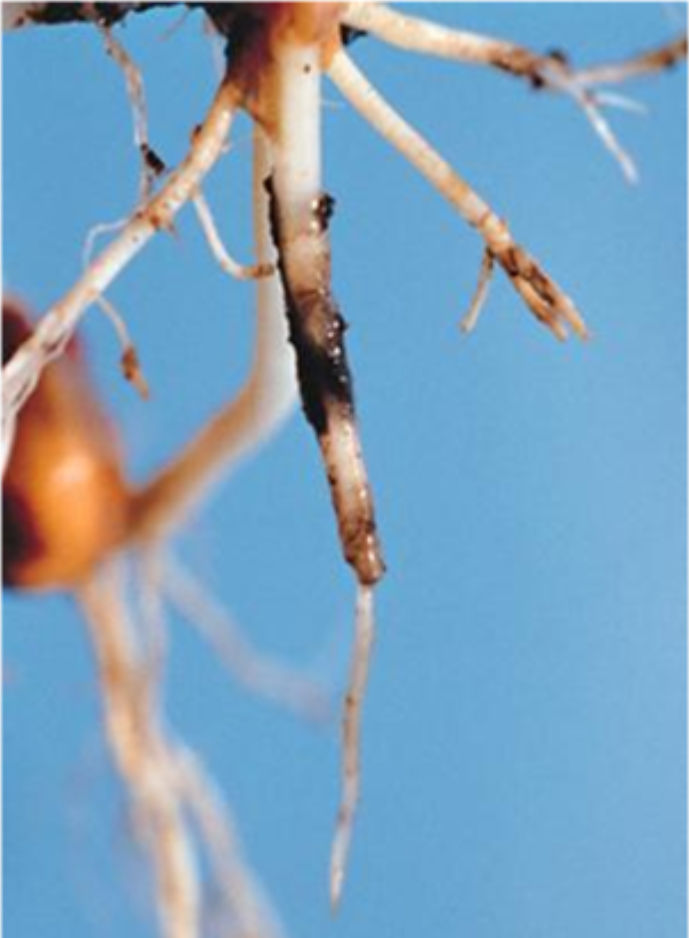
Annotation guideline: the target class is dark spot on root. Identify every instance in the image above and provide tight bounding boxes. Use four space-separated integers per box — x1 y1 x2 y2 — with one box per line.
264 176 354 436
314 193 336 232
286 302 353 438
496 245 557 307
147 206 169 230
340 25 368 47
264 175 385 585
496 245 520 278
342 514 385 585
121 346 149 399
140 144 166 176
493 47 541 79
546 47 570 66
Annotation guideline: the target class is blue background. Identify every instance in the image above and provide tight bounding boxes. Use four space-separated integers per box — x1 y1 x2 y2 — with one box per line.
3 5 686 937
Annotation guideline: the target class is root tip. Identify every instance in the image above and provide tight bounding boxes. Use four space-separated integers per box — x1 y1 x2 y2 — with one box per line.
329 864 344 913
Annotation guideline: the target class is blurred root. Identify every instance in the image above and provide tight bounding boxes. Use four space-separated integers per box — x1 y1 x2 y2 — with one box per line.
78 560 286 938
79 562 200 938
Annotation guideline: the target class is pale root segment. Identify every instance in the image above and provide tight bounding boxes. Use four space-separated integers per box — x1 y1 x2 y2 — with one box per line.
460 249 495 334
328 49 589 342
130 127 297 542
330 583 376 911
191 187 274 282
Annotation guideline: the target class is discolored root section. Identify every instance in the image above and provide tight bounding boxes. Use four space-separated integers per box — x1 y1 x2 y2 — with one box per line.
266 179 384 586
490 241 588 342
94 294 150 399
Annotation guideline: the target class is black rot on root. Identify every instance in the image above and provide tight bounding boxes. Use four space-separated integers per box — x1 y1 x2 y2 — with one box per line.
265 176 385 587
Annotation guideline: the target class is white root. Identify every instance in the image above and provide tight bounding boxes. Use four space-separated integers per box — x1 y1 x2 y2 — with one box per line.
330 583 375 911
539 64 638 183
460 249 495 334
192 188 274 281
135 547 170 683
593 91 648 114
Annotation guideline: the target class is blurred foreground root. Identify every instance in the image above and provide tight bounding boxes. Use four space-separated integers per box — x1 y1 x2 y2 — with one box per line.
78 561 285 938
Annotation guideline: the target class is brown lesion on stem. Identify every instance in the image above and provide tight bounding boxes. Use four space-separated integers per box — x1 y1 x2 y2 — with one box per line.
265 177 384 586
